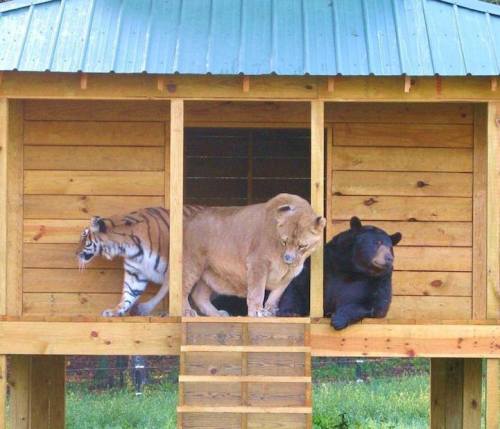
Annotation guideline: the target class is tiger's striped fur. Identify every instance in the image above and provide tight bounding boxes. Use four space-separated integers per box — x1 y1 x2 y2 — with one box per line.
76 206 204 317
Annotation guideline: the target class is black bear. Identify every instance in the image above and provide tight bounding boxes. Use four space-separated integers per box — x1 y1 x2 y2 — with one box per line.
278 217 402 330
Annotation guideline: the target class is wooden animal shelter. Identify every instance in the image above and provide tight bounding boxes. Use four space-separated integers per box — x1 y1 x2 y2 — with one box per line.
0 0 499 428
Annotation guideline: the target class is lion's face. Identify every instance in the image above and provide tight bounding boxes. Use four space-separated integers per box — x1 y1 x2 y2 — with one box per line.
276 204 326 266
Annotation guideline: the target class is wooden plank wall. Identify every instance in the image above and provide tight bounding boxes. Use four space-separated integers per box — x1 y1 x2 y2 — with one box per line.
326 103 476 321
22 100 170 316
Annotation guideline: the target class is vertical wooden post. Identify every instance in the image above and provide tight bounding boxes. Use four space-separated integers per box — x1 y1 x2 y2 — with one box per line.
431 359 482 429
9 356 65 429
169 99 184 316
486 359 499 429
0 355 6 429
0 98 7 317
486 102 500 428
310 100 324 318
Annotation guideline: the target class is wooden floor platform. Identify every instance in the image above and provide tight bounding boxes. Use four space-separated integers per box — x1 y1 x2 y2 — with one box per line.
0 316 498 358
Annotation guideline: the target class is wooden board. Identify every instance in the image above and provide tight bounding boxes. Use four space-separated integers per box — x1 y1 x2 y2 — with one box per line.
24 146 164 171
331 147 472 172
24 219 87 243
486 359 499 429
332 171 472 197
386 296 471 320
394 247 472 272
330 220 472 247
24 171 164 195
392 271 471 297
325 103 473 124
333 123 473 147
24 195 164 219
311 322 499 358
0 320 181 355
331 196 472 222
0 355 5 429
24 121 164 146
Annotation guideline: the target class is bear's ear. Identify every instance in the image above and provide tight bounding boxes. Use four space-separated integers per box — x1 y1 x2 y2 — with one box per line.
312 216 326 232
90 216 107 233
390 232 402 246
350 216 362 231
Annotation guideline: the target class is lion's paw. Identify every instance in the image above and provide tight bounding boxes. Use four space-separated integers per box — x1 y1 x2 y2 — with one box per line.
183 308 198 317
217 310 230 317
255 308 274 317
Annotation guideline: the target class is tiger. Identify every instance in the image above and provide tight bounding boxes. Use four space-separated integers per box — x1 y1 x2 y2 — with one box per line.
76 206 204 317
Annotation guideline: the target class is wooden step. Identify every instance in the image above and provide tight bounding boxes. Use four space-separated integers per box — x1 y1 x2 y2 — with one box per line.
178 405 312 414
181 345 310 353
179 375 311 383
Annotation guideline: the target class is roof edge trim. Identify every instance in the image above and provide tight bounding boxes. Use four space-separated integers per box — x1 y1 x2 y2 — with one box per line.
437 0 500 16
0 0 58 13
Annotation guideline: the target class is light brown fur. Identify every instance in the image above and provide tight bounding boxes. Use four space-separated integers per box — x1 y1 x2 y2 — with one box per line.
183 194 326 317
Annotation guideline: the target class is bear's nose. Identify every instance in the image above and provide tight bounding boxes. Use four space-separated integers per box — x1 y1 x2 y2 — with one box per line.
384 253 394 264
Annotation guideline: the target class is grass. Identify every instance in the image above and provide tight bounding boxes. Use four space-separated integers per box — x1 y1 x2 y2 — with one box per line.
65 383 177 429
64 372 430 429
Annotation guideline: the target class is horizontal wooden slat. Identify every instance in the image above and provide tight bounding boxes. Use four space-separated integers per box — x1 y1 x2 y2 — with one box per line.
182 317 311 324
24 146 164 171
0 320 180 355
24 244 120 268
183 382 242 406
325 103 473 124
181 345 309 353
24 195 164 219
394 247 471 272
331 196 472 221
392 271 472 297
387 296 471 320
24 171 164 195
330 220 472 246
247 352 306 376
23 269 123 293
177 406 311 414
332 171 472 197
24 121 164 146
311 322 499 357
179 375 311 383
247 413 307 429
24 100 171 121
24 219 87 243
332 147 472 172
22 292 158 316
333 123 473 148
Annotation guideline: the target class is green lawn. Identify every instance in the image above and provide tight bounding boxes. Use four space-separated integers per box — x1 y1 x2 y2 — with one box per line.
65 374 430 429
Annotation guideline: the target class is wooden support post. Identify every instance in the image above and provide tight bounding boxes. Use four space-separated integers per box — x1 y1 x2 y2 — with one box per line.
9 356 65 429
310 100 324 318
431 359 482 429
0 355 5 429
169 99 184 316
242 76 250 93
486 359 499 429
0 98 7 317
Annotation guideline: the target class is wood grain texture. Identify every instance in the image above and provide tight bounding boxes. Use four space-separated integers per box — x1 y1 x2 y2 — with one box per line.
0 321 181 355
24 219 87 243
9 355 30 429
310 100 324 318
332 171 472 197
331 195 472 221
462 359 483 429
24 195 164 219
487 103 500 319
24 146 164 171
169 99 184 316
311 322 499 357
332 147 472 172
394 247 471 272
0 99 6 315
0 355 5 429
24 121 164 146
486 359 499 429
24 171 164 195
386 296 471 320
392 272 472 297
7 100 23 316
330 220 472 246
473 105 488 319
333 123 473 147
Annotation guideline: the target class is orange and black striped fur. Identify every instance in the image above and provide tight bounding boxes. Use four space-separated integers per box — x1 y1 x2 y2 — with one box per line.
76 206 203 316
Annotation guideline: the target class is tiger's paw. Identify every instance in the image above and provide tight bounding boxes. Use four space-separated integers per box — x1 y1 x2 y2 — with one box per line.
101 308 124 317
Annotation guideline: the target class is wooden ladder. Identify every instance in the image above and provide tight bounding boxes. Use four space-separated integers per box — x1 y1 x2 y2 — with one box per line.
177 317 312 429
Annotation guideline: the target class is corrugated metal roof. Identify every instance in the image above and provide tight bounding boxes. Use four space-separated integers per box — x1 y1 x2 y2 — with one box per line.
0 0 499 76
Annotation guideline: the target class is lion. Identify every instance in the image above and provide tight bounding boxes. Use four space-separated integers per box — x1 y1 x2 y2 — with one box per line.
183 193 326 317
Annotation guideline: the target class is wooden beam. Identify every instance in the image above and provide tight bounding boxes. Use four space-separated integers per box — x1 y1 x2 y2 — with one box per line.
462 359 483 428
487 102 500 320
0 355 5 429
4 73 500 101
0 320 181 355
310 100 324 318
327 77 335 93
9 356 30 429
79 73 87 90
404 76 412 93
7 101 23 316
473 105 488 319
242 76 250 93
0 99 6 316
491 77 497 92
169 99 184 316
311 321 500 358
486 359 499 429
